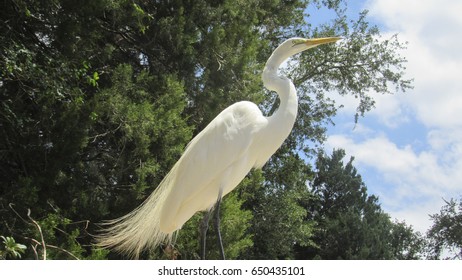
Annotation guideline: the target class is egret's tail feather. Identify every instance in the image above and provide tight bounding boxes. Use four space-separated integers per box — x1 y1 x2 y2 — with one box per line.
95 167 177 259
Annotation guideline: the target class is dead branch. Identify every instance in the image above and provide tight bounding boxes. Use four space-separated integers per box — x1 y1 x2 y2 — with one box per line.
27 209 46 260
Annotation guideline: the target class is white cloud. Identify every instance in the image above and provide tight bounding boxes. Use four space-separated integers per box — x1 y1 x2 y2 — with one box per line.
326 132 461 232
328 90 410 128
370 93 410 128
366 0 462 129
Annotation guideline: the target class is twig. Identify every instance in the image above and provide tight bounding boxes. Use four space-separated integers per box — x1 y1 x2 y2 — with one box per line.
70 220 90 231
9 203 29 224
30 243 39 260
9 204 83 260
24 237 80 260
27 209 46 260
45 245 80 260
90 122 123 143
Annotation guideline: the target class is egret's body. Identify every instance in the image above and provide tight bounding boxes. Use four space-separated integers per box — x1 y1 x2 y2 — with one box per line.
97 37 340 259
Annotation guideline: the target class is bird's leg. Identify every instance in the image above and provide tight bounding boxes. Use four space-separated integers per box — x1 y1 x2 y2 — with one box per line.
200 210 211 260
214 194 226 260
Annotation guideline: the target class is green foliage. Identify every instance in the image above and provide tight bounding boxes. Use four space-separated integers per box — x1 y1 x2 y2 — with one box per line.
84 247 110 260
1 236 27 259
206 190 254 260
301 149 425 259
427 198 462 259
247 153 317 259
390 220 427 260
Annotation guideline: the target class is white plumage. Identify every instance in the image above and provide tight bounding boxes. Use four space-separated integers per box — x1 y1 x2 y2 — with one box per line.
96 37 340 258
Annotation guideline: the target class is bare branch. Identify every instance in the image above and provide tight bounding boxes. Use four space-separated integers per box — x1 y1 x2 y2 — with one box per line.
46 245 80 260
30 244 39 260
23 237 80 260
27 209 46 260
9 203 29 224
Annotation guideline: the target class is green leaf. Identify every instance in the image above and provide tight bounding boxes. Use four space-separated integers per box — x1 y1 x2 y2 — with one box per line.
93 71 99 81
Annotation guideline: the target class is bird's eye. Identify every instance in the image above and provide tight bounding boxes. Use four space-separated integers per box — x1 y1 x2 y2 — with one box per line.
291 39 306 46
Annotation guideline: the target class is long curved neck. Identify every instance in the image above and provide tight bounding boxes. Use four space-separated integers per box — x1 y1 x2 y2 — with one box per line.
262 52 298 126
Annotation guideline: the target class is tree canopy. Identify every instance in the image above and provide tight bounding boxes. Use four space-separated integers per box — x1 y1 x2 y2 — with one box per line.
0 0 427 260
427 198 462 260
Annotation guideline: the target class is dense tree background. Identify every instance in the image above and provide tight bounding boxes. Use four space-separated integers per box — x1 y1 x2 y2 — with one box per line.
1 0 442 260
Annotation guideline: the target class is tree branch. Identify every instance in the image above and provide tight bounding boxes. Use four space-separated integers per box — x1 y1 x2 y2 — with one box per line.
23 237 80 260
27 209 46 260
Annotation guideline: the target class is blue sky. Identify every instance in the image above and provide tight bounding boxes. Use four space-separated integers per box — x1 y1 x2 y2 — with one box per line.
308 0 462 233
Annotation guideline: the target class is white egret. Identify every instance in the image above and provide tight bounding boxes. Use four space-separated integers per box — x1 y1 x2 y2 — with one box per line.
96 37 340 259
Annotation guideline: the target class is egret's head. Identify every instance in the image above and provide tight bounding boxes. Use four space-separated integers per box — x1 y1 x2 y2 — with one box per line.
266 37 341 69
285 37 341 56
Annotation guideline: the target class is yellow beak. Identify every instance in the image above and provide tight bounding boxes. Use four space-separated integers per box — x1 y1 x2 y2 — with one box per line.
305 37 342 46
